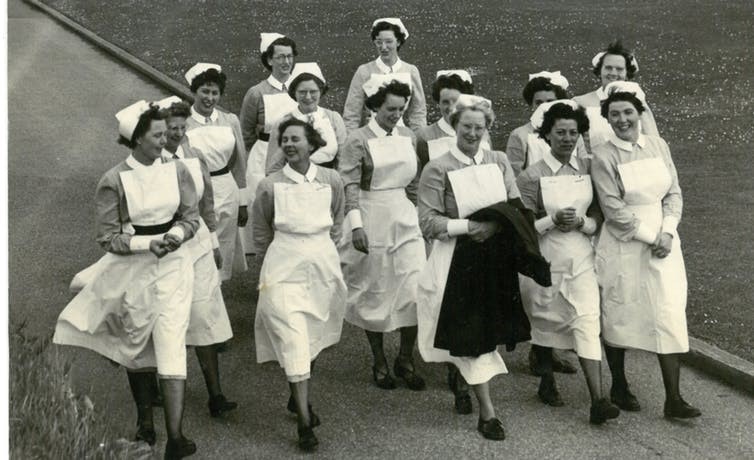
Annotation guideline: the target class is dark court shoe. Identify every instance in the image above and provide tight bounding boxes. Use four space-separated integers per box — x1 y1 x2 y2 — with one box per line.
538 377 565 407
135 422 156 446
297 425 319 452
208 394 238 418
589 398 620 425
164 436 196 460
393 359 426 391
287 396 321 427
610 385 641 412
454 392 473 415
477 417 506 441
664 398 701 419
372 366 397 390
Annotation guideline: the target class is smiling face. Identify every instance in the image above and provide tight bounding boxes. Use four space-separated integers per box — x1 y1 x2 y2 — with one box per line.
607 100 640 142
269 44 294 81
280 124 312 167
530 90 557 112
374 30 399 64
374 93 407 131
165 116 186 150
544 118 579 159
600 54 628 87
192 82 221 117
294 79 321 114
438 88 461 123
455 109 487 155
135 119 167 161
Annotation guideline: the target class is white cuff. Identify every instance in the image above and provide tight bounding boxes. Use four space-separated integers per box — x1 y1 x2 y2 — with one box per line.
662 215 679 235
580 217 598 235
210 231 220 249
634 221 658 244
238 187 249 206
534 215 556 235
129 235 153 252
446 219 470 237
346 209 363 229
167 226 185 242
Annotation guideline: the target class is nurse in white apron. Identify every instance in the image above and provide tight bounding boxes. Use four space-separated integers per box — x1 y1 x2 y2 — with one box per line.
339 78 427 391
252 118 346 452
53 102 199 458
517 101 620 425
239 33 298 254
342 18 426 131
573 40 659 154
184 63 249 281
418 98 547 441
591 90 701 419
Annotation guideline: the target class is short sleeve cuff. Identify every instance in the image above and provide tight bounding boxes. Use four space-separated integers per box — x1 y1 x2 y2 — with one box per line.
167 226 185 242
238 187 249 206
634 221 658 244
210 231 220 249
662 215 679 235
346 209 363 229
534 215 556 235
129 235 152 252
580 217 598 235
446 219 470 237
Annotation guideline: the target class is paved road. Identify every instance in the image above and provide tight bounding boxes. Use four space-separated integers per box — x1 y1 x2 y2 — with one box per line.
8 1 754 458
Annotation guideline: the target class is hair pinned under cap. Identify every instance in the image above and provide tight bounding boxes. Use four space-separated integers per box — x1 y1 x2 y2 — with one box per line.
115 100 152 140
592 50 639 72
530 99 579 130
289 62 326 84
184 63 221 85
362 73 411 97
260 32 286 53
154 96 182 110
435 69 472 84
528 70 569 90
372 17 409 39
604 81 646 103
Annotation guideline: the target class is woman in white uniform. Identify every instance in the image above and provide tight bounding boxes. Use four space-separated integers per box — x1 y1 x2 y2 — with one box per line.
184 63 248 281
342 18 426 131
417 98 550 440
591 90 701 419
265 62 347 174
573 40 659 154
53 102 199 458
517 101 620 424
339 78 426 391
239 33 299 253
253 118 346 452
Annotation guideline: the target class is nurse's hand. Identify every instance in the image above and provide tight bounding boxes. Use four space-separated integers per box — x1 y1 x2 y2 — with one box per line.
651 232 673 258
149 240 169 258
163 233 183 252
238 206 248 227
213 248 223 269
468 221 500 243
352 228 369 254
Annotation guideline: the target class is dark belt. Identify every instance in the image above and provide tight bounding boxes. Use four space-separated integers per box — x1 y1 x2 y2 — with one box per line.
210 164 230 176
133 219 176 235
258 132 270 142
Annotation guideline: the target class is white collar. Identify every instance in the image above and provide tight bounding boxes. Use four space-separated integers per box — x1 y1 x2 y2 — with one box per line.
596 86 608 101
367 118 393 137
609 133 647 151
190 105 218 125
374 57 403 74
126 154 159 169
543 149 580 173
450 144 484 166
437 117 455 137
267 75 292 91
282 163 318 183
293 107 323 120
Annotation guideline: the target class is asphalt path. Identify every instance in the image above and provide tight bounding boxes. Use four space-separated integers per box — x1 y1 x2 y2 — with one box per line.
8 1 754 458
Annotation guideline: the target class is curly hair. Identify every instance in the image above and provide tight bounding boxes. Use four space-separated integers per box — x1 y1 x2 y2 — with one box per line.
276 117 327 151
592 40 638 79
365 80 411 112
522 77 569 106
537 103 590 142
430 74 474 102
370 21 406 49
117 105 165 148
288 73 329 99
189 68 227 94
162 100 191 119
449 101 495 129
261 36 298 71
600 91 646 119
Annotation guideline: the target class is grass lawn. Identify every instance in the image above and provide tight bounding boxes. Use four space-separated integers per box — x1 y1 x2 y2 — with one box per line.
40 0 754 361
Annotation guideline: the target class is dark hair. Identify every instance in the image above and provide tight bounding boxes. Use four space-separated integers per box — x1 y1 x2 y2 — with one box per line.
189 68 227 94
117 105 165 149
370 21 406 50
600 91 646 119
365 80 411 112
522 77 569 106
430 74 474 102
277 117 327 151
537 103 590 142
162 100 191 120
288 73 328 99
261 37 298 71
592 40 638 79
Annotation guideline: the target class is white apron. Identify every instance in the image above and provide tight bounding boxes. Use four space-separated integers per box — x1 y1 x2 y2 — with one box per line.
519 175 602 360
417 163 509 385
255 182 346 379
340 135 426 332
243 93 298 253
54 162 193 378
186 125 247 281
596 157 688 353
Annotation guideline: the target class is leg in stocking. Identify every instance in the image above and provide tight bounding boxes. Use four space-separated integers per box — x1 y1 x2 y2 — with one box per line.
126 370 155 445
658 353 701 418
196 345 237 417
366 331 394 389
394 326 425 391
161 378 196 459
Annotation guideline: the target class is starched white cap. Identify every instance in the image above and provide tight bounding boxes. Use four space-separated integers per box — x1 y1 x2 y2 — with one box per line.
289 62 326 84
260 32 286 53
455 94 492 111
362 72 412 97
435 69 472 83
154 95 182 110
185 63 221 85
592 50 639 72
530 99 579 130
372 18 409 39
116 100 152 140
528 70 569 90
605 81 647 103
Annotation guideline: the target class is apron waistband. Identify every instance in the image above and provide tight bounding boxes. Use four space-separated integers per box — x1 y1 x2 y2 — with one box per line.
210 164 230 176
133 218 176 235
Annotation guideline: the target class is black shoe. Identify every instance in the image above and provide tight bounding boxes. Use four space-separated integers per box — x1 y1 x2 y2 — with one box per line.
164 436 196 460
297 425 319 452
393 358 426 391
287 395 321 427
372 366 397 390
135 422 156 446
589 398 620 425
552 352 577 374
610 385 641 412
477 417 506 440
664 398 701 419
454 392 473 415
538 377 564 407
208 394 238 418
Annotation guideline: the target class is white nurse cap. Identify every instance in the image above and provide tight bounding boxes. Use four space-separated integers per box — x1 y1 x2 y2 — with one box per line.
154 95 182 110
184 63 221 85
604 81 647 104
115 100 152 140
260 32 286 53
362 73 412 97
530 99 579 130
591 50 639 72
372 18 409 39
528 70 569 90
435 69 472 83
289 62 326 84
454 94 492 111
